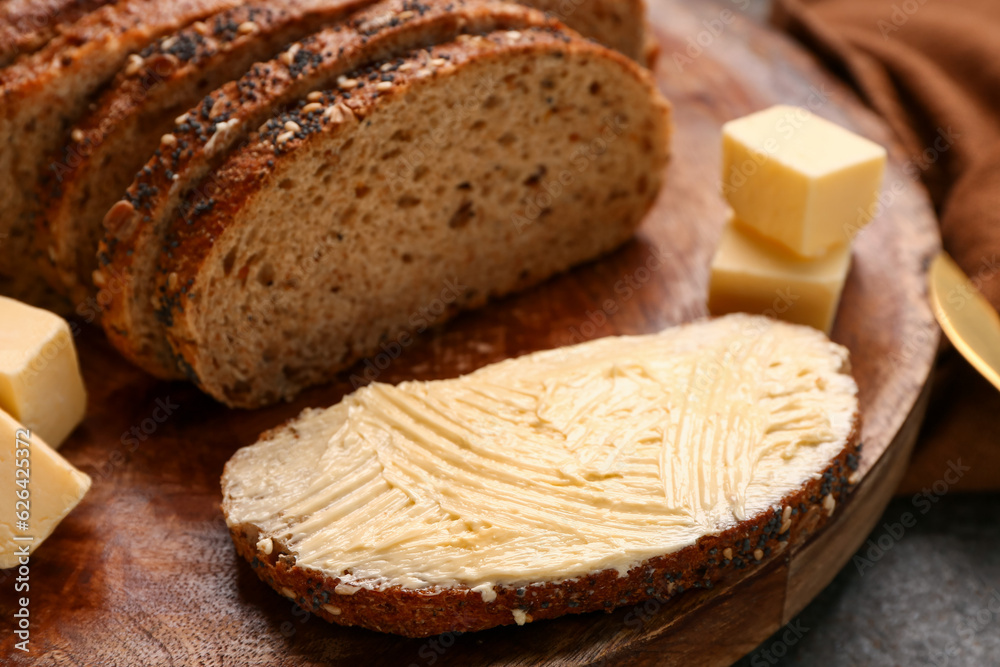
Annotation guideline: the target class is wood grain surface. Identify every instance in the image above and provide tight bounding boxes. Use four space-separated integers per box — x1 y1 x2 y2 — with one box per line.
0 0 940 664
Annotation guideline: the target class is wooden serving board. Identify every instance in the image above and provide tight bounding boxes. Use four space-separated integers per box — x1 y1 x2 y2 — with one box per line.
1 1 940 664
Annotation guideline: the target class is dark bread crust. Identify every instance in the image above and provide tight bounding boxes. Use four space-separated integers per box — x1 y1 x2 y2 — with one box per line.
154 27 669 407
97 0 561 380
226 411 862 637
0 0 245 88
35 0 380 301
0 0 119 67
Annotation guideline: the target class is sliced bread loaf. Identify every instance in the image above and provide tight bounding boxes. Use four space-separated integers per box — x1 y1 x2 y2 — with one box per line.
97 0 564 379
153 26 670 407
221 314 862 637
50 0 645 304
0 0 244 292
28 0 653 306
35 0 383 302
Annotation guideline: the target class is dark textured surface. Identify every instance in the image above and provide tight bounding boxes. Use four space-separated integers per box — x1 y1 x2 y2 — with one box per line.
734 494 1000 667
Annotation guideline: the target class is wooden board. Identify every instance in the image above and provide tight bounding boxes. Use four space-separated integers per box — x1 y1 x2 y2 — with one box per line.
1 1 940 664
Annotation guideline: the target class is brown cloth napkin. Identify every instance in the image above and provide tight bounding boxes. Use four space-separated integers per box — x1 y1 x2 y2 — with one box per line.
771 0 1000 493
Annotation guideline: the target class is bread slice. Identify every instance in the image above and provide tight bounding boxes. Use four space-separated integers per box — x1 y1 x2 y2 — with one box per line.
0 0 119 67
222 314 862 637
0 0 245 291
97 0 564 380
35 0 384 302
153 27 670 407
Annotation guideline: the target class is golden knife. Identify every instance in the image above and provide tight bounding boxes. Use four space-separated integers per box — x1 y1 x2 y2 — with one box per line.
928 252 1000 392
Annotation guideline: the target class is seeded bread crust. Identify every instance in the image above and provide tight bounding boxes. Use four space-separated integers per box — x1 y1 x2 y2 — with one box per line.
226 409 861 637
154 28 670 407
96 0 561 380
0 0 119 67
0 0 244 291
36 0 381 302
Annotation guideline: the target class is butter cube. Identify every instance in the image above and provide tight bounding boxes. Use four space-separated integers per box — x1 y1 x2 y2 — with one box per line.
708 220 851 333
722 105 886 257
0 408 91 569
0 297 87 448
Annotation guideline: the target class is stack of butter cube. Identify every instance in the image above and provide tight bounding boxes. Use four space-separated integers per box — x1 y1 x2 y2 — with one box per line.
1 296 90 569
708 105 887 333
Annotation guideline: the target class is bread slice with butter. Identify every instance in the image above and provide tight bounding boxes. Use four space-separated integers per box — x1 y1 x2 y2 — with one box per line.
222 314 861 637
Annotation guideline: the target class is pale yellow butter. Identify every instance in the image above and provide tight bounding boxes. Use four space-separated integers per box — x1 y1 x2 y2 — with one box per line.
0 297 87 448
708 219 851 333
0 409 91 569
721 105 886 257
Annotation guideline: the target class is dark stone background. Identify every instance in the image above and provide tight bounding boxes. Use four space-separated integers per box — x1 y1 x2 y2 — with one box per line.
733 494 1000 667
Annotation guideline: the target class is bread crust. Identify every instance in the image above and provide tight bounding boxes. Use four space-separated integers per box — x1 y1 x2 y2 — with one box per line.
97 0 561 380
0 0 245 88
35 0 380 302
525 0 652 64
0 0 118 67
226 409 862 637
